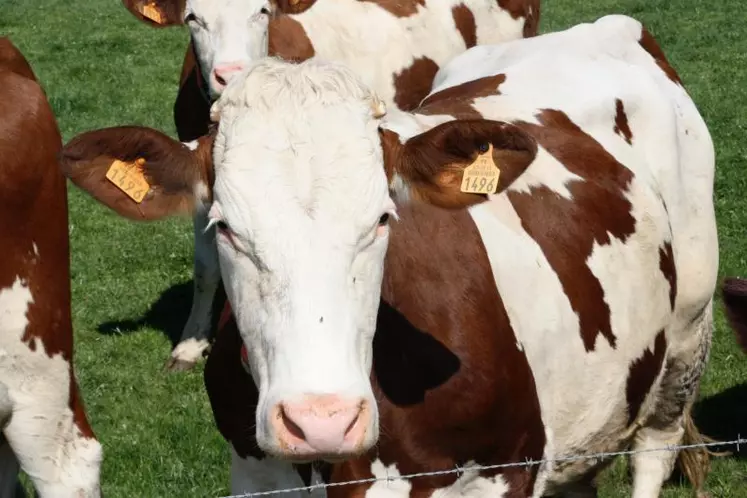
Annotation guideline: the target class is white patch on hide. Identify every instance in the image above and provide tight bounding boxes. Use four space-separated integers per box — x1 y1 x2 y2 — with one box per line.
365 459 411 497
0 276 102 496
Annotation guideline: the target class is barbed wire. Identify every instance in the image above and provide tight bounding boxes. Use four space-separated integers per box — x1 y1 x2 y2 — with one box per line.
219 436 745 497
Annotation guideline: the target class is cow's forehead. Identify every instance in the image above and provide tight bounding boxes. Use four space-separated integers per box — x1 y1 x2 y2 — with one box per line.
187 0 266 17
212 108 389 240
209 58 391 227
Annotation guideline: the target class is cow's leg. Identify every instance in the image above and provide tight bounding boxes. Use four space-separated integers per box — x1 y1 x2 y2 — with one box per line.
630 303 713 498
4 413 101 498
1 371 102 498
230 448 327 497
166 209 220 371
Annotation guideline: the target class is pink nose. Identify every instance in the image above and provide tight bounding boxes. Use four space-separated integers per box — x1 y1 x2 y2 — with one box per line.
211 62 246 91
272 394 369 458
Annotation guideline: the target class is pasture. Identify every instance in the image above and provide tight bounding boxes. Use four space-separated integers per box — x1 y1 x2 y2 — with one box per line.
3 0 747 495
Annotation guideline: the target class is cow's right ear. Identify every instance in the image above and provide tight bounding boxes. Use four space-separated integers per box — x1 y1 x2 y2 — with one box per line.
121 0 186 27
59 126 214 221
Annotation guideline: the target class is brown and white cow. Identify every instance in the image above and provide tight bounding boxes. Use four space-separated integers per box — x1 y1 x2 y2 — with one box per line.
722 277 747 353
120 0 541 371
58 14 715 497
0 38 102 497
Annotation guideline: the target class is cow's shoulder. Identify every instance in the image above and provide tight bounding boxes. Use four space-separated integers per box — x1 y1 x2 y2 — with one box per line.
0 37 37 82
0 54 61 198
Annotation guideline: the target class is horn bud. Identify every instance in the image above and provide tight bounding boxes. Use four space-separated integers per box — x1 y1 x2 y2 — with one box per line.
370 95 387 118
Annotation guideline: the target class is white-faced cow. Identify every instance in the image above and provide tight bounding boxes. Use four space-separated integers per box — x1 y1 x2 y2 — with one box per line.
119 0 542 371
0 37 102 497
58 14 715 497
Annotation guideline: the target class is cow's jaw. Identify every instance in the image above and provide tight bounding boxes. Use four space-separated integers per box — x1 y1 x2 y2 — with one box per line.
207 60 396 460
185 0 271 99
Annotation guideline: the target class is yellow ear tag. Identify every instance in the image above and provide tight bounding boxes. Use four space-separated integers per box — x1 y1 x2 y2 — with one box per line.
460 143 500 195
105 158 151 203
141 2 165 24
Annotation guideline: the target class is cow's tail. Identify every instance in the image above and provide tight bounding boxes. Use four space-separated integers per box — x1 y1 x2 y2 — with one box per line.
677 407 728 496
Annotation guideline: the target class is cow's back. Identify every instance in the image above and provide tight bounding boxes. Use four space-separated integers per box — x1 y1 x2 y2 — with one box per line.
269 0 538 112
429 14 717 322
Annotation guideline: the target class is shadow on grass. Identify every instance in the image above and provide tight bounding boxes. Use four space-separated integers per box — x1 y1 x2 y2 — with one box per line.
662 382 747 488
694 382 747 459
97 280 192 346
97 280 227 348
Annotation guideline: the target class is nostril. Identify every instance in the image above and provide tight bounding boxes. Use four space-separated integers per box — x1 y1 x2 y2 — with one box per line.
214 72 227 87
280 405 306 441
344 409 362 438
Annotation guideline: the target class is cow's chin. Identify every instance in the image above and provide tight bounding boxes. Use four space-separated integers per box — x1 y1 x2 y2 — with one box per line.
256 436 377 464
261 448 370 465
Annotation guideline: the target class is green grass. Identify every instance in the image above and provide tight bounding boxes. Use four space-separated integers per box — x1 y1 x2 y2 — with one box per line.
3 0 747 496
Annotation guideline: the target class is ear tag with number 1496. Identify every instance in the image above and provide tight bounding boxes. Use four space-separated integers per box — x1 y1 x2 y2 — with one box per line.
105 158 151 203
460 143 501 195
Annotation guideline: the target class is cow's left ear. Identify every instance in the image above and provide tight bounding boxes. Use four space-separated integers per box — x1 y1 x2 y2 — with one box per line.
380 119 537 209
59 126 215 221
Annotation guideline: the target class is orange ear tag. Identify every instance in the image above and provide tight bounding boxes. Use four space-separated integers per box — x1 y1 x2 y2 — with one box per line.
460 143 501 195
105 158 151 203
141 2 165 24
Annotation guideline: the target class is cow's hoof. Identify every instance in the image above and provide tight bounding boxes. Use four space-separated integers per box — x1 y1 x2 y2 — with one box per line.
164 357 197 372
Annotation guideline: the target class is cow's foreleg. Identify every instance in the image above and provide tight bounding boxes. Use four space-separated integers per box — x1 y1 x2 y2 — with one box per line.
166 209 221 371
230 448 327 497
2 379 102 497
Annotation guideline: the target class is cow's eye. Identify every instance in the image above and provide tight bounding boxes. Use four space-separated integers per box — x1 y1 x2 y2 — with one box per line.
378 213 390 225
216 220 229 231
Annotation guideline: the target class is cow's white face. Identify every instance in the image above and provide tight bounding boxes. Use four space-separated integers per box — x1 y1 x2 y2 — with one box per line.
208 59 394 460
185 0 272 99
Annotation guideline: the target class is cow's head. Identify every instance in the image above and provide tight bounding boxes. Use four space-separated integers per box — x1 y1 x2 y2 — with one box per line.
60 58 535 461
123 0 290 99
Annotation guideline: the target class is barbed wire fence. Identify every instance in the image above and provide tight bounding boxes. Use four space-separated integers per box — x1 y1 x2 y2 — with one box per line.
218 436 746 497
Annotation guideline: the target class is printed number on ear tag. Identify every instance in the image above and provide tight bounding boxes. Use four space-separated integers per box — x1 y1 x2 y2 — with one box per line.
460 143 501 195
105 158 151 203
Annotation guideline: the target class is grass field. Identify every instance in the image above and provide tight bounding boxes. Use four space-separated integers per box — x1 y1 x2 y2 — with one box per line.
3 0 747 496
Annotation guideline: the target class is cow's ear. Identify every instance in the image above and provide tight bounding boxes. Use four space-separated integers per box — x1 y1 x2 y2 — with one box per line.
380 119 537 209
271 0 317 15
121 0 186 27
59 126 214 221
